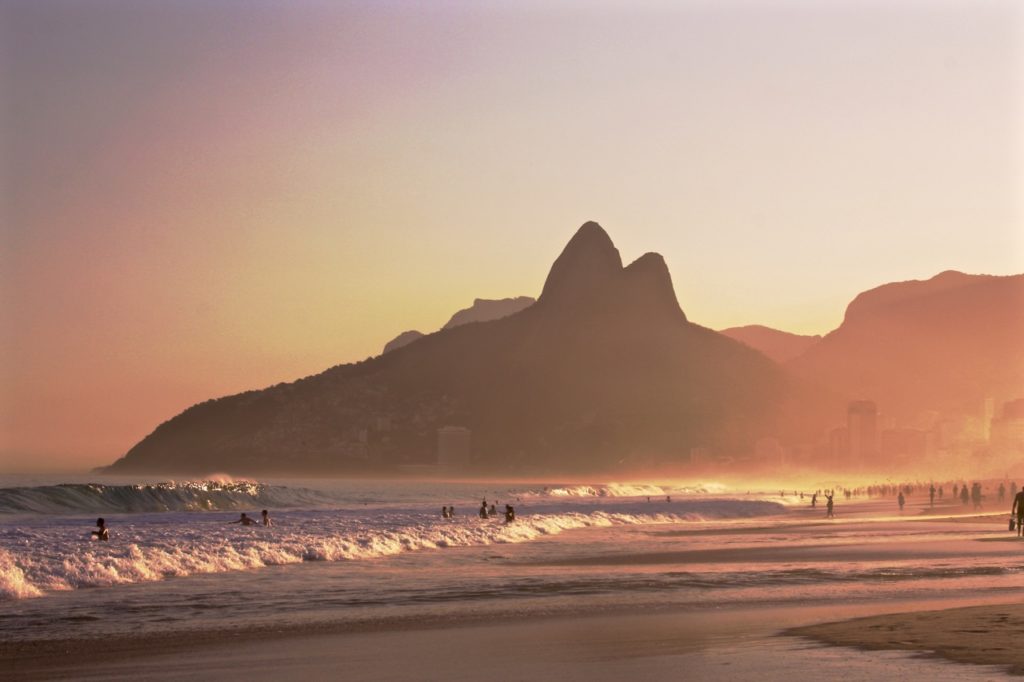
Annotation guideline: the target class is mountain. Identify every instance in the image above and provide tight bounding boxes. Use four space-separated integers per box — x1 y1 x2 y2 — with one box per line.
381 297 536 354
104 221 828 476
719 325 821 364
383 331 425 355
442 296 535 330
787 271 1024 420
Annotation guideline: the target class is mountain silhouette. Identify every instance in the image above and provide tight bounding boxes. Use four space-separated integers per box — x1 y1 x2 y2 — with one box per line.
104 222 825 476
719 325 821 364
442 296 535 330
787 271 1024 420
382 297 535 354
383 330 425 354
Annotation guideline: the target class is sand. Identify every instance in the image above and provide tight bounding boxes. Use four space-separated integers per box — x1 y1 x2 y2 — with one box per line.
789 602 1024 676
5 599 1022 681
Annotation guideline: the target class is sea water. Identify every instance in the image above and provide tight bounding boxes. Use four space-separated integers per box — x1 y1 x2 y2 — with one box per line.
1 475 1021 648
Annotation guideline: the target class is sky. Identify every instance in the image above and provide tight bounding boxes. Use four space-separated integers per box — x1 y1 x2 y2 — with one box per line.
2 0 1022 471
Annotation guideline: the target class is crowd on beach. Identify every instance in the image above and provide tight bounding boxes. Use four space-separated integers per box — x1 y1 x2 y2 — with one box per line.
782 478 1024 535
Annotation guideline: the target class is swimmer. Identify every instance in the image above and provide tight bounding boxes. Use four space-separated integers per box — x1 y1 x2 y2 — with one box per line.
261 509 272 526
91 517 109 541
230 513 258 526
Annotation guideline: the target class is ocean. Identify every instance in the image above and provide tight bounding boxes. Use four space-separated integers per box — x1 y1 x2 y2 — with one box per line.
2 475 1021 680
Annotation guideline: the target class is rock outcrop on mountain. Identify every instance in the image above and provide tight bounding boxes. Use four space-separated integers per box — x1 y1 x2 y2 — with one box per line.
719 325 821 364
382 330 425 355
442 297 535 330
382 297 535 354
104 221 829 476
787 271 1024 420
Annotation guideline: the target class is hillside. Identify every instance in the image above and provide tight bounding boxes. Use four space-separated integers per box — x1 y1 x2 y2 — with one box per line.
787 271 1024 420
719 325 821 364
105 222 829 476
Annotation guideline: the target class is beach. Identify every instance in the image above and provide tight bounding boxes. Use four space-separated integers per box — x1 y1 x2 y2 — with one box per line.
790 602 1024 676
2 478 1022 680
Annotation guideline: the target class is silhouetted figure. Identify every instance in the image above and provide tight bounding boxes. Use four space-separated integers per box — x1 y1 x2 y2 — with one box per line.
998 483 1006 504
489 503 497 516
811 493 817 508
504 504 515 523
960 486 970 506
953 483 959 498
825 494 834 518
479 502 489 519
971 482 982 510
666 495 671 503
230 513 257 526
442 506 449 519
449 506 455 517
91 518 109 541
929 485 935 507
939 486 944 499
1012 486 1024 538
898 492 905 512
261 509 272 526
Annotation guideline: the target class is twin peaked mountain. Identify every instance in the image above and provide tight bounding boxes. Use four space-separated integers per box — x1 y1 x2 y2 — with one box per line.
104 222 827 475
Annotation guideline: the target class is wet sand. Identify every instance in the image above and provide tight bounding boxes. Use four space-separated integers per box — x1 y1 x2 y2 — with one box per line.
789 602 1024 676
5 599 1020 681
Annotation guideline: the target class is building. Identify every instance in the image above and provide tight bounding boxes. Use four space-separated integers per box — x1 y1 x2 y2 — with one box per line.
990 399 1024 454
847 400 878 467
437 426 472 469
828 426 849 462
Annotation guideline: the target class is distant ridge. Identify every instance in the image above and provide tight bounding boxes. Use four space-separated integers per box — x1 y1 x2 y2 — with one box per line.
788 271 1024 419
105 221 822 476
442 296 535 330
382 297 535 354
719 325 821 364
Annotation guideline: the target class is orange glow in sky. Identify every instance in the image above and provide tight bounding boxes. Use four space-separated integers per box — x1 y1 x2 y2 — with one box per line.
2 1 1022 470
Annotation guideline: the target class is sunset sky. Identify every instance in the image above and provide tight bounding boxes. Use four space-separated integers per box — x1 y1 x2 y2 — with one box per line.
2 0 1022 471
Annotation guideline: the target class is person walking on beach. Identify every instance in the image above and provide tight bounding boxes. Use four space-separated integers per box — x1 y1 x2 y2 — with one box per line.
811 493 817 508
929 485 935 507
998 483 1006 504
91 518 109 541
230 513 258 526
971 482 982 510
1012 485 1024 538
261 509 272 526
898 491 905 512
960 485 970 506
825 493 834 518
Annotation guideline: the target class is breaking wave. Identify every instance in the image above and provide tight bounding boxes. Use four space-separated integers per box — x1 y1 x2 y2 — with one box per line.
528 482 730 498
0 481 335 515
0 499 785 600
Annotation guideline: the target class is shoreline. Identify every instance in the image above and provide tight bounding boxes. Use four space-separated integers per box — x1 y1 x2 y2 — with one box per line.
6 596 1022 680
788 601 1024 676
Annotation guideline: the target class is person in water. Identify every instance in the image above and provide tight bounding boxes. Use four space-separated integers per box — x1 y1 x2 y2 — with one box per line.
91 518 109 541
1012 485 1024 538
261 509 272 526
479 502 489 519
504 504 515 524
825 493 835 518
230 513 258 526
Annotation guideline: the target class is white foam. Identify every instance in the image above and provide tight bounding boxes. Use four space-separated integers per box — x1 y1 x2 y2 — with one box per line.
0 499 785 600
